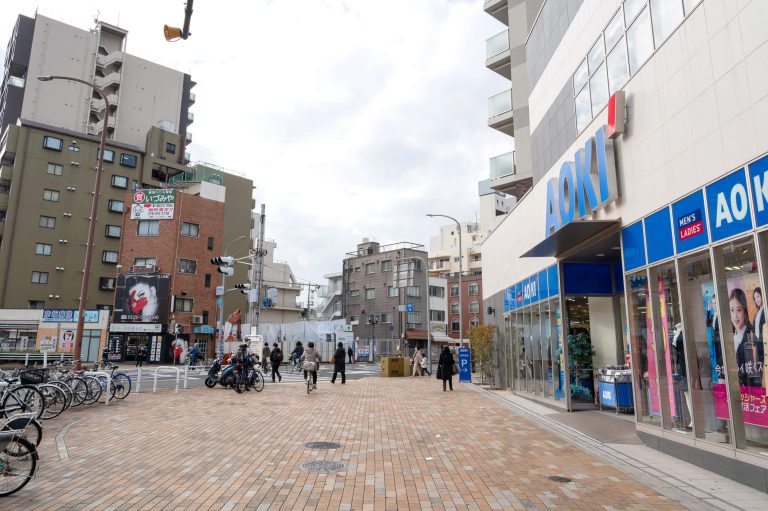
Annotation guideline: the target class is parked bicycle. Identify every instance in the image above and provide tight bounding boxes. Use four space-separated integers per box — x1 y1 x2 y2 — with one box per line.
0 412 39 497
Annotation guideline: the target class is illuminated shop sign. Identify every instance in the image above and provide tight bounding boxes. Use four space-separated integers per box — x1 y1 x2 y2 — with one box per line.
544 125 618 238
677 209 704 241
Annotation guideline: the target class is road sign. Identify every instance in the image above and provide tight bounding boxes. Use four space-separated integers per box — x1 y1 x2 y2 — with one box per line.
217 298 223 306
459 347 471 382
406 303 414 313
215 285 224 296
397 305 407 312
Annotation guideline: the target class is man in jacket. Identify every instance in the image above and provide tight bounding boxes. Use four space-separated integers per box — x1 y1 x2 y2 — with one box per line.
262 343 271 373
347 346 354 364
331 342 346 384
270 343 283 382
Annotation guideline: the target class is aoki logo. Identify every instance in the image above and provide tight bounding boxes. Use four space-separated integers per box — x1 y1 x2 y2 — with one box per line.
523 281 537 301
714 181 748 227
545 125 619 238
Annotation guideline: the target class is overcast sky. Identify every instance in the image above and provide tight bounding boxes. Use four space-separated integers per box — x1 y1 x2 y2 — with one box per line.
1 0 512 287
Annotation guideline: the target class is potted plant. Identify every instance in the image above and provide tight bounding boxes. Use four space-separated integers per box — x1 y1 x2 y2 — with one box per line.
567 332 595 400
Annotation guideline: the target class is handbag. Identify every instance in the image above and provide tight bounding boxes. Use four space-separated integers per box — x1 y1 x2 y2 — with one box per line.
436 366 441 380
451 363 459 376
330 356 336 364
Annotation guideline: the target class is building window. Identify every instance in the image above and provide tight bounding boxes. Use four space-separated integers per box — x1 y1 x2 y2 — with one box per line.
650 0 683 46
350 314 359 323
388 286 398 298
102 250 119 264
207 236 214 250
204 273 211 288
108 200 124 213
166 142 176 154
406 312 422 324
0 210 6 222
430 310 445 322
35 243 52 256
137 220 160 236
451 321 460 332
429 285 445 298
202 310 209 325
111 175 128 189
354 267 360 273
381 260 392 272
98 149 115 163
366 314 376 324
105 224 121 238
174 297 193 312
47 163 63 176
411 260 422 270
179 258 197 274
453 256 460 263
43 189 60 202
134 257 157 267
120 153 138 168
0 179 10 193
28 300 45 309
181 222 199 237
469 318 479 328
31 271 48 284
349 290 360 297
99 277 115 290
381 312 393 324
451 302 459 314
468 283 479 295
43 136 63 151
406 285 420 297
365 263 375 274
469 301 479 313
365 288 375 300
39 216 56 229
472 254 481 262
97 304 113 313
450 285 459 297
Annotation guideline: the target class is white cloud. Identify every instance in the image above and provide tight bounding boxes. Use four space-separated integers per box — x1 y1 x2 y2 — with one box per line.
0 0 513 285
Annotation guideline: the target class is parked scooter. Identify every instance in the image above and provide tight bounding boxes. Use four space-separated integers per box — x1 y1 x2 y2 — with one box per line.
205 358 236 388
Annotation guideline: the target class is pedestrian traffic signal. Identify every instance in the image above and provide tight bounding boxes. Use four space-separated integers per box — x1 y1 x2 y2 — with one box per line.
211 256 235 275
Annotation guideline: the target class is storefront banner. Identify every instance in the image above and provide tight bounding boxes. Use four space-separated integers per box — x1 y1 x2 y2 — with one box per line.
645 285 662 416
108 334 123 361
515 282 523 307
705 168 753 242
522 275 538 306
621 221 646 271
42 309 99 323
109 323 162 333
130 189 175 220
504 287 515 312
701 282 721 382
657 276 677 417
548 265 559 295
113 273 170 323
713 384 768 427
726 273 764 388
672 191 709 254
644 208 674 264
538 269 549 300
748 154 768 227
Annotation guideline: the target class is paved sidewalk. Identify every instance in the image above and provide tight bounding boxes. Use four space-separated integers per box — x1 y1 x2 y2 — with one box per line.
6 377 736 510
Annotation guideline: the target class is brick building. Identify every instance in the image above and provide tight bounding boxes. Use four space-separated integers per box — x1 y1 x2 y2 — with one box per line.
447 272 483 341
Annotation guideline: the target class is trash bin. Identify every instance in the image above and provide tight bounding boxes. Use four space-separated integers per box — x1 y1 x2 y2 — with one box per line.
598 365 634 412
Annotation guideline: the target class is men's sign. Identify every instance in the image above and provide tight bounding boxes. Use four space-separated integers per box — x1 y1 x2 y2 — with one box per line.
545 125 618 237
677 209 704 241
130 189 175 220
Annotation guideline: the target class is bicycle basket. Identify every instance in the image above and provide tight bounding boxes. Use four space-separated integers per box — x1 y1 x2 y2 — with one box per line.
19 368 48 385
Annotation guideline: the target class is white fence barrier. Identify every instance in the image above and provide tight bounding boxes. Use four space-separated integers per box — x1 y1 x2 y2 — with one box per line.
152 366 181 394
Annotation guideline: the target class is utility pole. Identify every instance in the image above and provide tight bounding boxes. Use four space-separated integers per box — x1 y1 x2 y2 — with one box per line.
251 204 266 335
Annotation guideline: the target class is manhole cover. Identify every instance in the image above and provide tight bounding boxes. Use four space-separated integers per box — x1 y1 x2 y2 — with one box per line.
304 442 342 449
548 475 572 483
298 460 347 473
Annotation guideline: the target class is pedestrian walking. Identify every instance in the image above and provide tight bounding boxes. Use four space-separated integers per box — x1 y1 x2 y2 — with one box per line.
101 346 109 369
347 346 354 364
411 348 423 377
136 345 147 368
262 343 271 373
300 341 321 390
438 346 455 391
331 342 346 384
270 342 283 382
420 353 431 376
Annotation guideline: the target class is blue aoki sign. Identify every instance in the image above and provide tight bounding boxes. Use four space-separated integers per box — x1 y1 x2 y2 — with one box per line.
545 125 618 237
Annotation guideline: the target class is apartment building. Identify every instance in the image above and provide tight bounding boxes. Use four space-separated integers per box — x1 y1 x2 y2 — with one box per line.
481 0 768 490
254 238 303 325
0 13 195 149
314 272 343 320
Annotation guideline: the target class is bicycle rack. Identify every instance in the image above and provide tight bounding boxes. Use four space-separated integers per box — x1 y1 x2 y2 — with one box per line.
83 370 112 407
152 366 181 394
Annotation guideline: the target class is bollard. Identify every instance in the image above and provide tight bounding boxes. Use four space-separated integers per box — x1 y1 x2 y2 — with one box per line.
152 366 181 394
183 366 189 389
135 367 142 394
24 353 29 366
43 352 47 368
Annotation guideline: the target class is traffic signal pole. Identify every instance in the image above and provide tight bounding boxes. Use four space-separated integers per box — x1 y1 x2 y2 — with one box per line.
250 204 266 336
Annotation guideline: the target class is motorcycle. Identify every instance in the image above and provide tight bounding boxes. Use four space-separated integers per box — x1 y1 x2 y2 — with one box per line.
205 358 237 388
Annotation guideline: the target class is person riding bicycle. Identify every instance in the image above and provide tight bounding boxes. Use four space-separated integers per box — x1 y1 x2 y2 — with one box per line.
188 344 201 366
300 341 321 390
290 341 304 366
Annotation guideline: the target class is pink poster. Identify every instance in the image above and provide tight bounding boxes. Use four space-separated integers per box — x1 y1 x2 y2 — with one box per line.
713 384 768 427
645 286 662 416
657 277 677 417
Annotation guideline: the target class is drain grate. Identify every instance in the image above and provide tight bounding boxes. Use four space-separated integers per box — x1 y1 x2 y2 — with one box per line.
305 442 342 449
548 475 572 483
298 460 347 473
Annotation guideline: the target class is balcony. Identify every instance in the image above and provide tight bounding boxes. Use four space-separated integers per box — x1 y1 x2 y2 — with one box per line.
483 0 509 25
488 90 513 137
185 132 192 144
485 30 510 79
187 111 194 124
489 151 532 198
188 92 196 104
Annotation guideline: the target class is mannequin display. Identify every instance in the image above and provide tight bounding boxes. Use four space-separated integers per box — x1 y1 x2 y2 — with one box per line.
671 323 692 428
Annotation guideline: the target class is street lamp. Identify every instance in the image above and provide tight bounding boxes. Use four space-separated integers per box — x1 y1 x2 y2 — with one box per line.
427 213 464 348
37 74 110 371
216 235 247 357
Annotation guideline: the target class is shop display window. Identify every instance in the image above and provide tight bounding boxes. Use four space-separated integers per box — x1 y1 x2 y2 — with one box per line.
550 298 565 400
532 304 544 394
626 271 661 425
678 251 731 444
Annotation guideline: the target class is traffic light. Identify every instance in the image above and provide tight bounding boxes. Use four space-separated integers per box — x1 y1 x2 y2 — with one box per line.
234 283 250 295
174 323 182 335
211 256 235 275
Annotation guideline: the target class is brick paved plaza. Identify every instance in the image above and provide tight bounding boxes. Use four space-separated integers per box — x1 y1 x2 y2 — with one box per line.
9 378 693 510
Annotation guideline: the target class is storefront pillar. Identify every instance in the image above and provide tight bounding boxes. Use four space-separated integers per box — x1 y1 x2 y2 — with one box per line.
557 261 573 412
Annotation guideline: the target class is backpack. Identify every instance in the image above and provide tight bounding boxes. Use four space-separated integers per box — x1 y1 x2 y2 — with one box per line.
270 348 282 364
236 346 248 364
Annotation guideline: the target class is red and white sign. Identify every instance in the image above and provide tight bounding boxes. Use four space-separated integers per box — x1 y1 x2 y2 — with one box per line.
607 91 626 139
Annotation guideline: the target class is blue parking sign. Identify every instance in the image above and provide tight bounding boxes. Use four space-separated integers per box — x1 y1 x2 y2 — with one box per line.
459 348 471 382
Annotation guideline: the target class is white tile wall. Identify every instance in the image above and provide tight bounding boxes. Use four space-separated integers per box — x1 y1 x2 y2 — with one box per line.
708 15 743 81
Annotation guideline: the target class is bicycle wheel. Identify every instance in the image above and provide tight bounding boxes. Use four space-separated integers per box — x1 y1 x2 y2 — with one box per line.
112 373 131 399
82 376 102 405
0 435 37 497
48 381 73 410
233 372 246 394
65 377 88 407
2 417 42 448
253 371 264 392
38 384 67 420
307 376 312 394
1 386 44 420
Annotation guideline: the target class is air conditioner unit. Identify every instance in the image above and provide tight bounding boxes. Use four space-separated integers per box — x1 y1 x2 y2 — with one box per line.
192 315 204 325
343 324 353 332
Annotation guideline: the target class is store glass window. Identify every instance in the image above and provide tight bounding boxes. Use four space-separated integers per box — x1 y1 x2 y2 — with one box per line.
604 9 624 50
627 271 662 425
587 36 605 74
532 303 544 394
573 59 589 92
624 0 646 24
589 64 609 115
550 298 564 400
717 237 768 451
607 38 630 95
650 0 684 47
575 86 592 133
626 7 654 74
678 250 731 444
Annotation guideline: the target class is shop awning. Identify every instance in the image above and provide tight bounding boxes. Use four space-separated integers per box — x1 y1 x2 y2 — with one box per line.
193 325 215 334
522 220 620 258
0 321 39 329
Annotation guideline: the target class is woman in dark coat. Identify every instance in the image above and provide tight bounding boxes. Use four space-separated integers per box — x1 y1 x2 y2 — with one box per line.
331 342 346 384
438 346 455 391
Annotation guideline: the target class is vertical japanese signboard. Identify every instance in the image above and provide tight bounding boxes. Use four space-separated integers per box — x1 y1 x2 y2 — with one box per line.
130 189 175 220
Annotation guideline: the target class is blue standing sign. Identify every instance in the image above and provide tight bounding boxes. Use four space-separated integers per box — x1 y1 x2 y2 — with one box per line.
458 347 471 382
